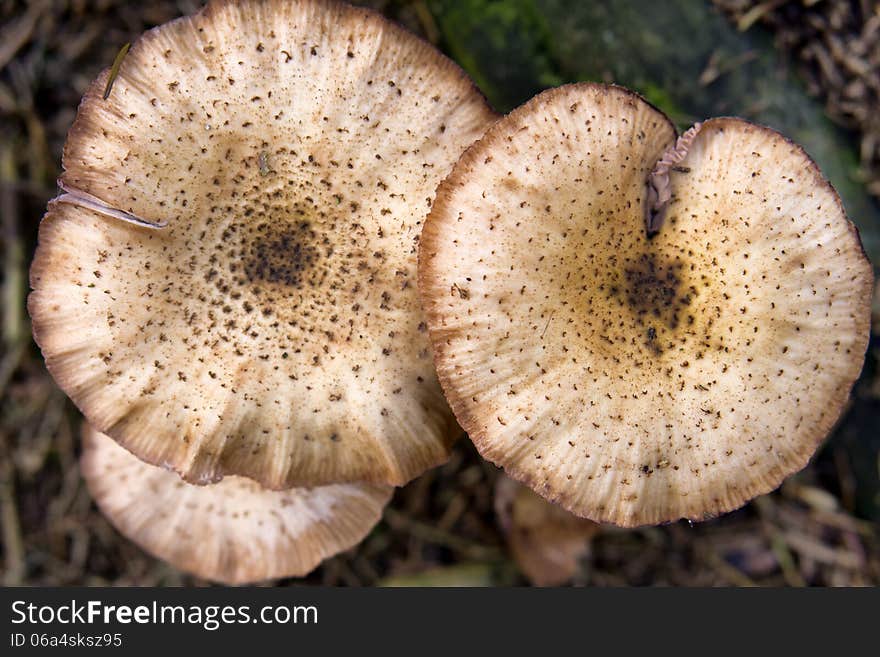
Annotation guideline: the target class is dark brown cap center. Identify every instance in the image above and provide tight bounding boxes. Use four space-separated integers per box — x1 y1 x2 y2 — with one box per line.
243 219 320 287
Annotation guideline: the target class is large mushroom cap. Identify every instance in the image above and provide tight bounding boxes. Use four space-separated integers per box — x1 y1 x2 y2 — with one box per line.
29 0 496 487
80 424 392 584
419 83 873 527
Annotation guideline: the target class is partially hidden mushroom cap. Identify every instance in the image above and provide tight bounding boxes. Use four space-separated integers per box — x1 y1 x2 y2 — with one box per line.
80 423 392 584
494 475 598 586
419 83 873 527
29 0 496 487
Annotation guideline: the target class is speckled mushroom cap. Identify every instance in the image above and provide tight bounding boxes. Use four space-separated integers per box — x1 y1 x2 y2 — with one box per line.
419 83 873 527
28 0 496 488
80 424 392 584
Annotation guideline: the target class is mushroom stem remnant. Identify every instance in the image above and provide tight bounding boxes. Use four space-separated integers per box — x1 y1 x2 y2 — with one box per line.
644 122 703 236
55 180 166 229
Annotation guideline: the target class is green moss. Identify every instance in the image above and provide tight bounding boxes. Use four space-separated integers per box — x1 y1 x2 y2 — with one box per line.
429 0 564 112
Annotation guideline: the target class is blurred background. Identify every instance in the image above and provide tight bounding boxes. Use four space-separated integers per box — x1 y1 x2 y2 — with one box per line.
0 0 878 586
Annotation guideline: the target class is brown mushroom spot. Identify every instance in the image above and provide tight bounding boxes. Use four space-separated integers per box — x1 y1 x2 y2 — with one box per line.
242 219 319 287
604 248 701 355
621 252 686 329
522 177 723 369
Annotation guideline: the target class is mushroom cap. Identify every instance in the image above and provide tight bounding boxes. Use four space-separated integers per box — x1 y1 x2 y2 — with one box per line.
29 0 496 487
80 423 392 584
494 475 598 586
419 83 873 527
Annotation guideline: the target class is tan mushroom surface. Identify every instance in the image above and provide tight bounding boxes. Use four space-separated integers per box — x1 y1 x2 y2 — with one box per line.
419 83 873 527
29 0 496 488
495 475 599 586
80 424 392 584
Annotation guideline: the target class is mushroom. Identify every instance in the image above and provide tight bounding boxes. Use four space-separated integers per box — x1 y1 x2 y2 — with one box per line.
495 474 599 586
28 0 496 488
419 82 873 527
80 423 392 584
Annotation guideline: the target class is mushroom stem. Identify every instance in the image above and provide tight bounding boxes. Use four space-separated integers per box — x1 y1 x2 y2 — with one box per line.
644 122 702 237
55 180 167 229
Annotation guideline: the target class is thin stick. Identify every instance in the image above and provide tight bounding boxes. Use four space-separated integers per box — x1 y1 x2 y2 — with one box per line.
1 144 23 346
541 310 555 338
0 436 25 585
383 508 502 561
103 42 130 100
56 180 167 229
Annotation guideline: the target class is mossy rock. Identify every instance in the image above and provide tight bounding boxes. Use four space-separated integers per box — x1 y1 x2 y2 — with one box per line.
428 0 880 266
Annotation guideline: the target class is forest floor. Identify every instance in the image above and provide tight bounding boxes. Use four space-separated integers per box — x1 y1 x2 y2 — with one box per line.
1 0 878 586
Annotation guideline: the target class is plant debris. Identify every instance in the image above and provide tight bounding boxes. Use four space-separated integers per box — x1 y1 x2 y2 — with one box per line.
715 0 880 198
